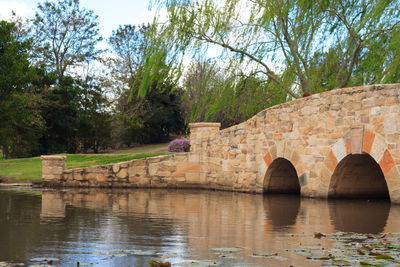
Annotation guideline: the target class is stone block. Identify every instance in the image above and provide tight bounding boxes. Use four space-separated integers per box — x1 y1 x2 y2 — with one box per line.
389 188 400 204
148 164 159 176
384 115 397 133
379 150 395 175
185 172 200 183
324 150 338 173
73 171 85 181
116 168 128 179
112 164 120 173
363 130 375 153
370 134 387 163
85 173 96 180
131 159 147 167
97 173 106 182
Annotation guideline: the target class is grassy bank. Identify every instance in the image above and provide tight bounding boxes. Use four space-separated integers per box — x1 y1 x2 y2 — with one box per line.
0 144 169 182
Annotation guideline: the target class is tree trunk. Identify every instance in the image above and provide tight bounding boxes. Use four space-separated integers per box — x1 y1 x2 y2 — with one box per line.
2 145 9 159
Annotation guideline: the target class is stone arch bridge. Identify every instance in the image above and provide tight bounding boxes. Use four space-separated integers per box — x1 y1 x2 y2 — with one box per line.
42 84 400 203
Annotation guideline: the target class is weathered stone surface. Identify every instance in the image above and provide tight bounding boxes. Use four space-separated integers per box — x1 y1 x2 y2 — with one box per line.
380 149 395 175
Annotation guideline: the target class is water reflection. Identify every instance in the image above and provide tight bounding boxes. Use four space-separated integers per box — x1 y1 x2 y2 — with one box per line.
1 188 400 266
328 199 391 234
263 194 300 230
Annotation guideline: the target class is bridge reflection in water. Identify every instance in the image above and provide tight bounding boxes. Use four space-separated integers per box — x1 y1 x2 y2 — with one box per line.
1 188 398 266
35 189 397 263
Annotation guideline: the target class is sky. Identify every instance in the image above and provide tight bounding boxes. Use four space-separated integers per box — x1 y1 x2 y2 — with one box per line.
0 0 155 39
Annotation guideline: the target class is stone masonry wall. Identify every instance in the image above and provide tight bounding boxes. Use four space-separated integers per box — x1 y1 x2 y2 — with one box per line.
189 84 400 203
41 153 206 189
42 84 400 202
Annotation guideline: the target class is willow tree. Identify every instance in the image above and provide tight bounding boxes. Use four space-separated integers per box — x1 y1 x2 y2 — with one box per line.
147 0 400 97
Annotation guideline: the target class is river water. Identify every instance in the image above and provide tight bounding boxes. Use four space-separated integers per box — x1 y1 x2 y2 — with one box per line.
0 188 399 266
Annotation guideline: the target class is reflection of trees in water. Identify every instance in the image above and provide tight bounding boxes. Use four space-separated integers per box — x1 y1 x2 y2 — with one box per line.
328 199 391 234
0 189 181 265
263 194 300 230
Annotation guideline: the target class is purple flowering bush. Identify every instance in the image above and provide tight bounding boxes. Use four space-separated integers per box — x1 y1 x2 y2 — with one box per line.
168 139 190 152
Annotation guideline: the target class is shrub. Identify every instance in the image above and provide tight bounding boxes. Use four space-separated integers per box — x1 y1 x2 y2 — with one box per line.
168 139 190 152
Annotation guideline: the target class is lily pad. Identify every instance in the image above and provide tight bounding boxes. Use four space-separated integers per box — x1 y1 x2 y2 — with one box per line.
219 254 239 259
331 259 352 266
374 254 394 260
130 249 157 256
359 259 388 266
110 254 128 257
175 260 220 266
270 256 287 261
79 263 95 266
30 258 59 262
209 247 242 253
250 252 278 258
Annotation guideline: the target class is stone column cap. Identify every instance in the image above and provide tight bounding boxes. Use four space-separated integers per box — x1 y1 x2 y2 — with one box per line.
40 155 67 160
189 122 221 128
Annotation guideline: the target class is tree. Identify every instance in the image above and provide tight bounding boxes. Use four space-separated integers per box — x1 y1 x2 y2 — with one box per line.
76 77 111 153
107 24 150 94
0 20 33 100
106 23 186 146
148 0 400 97
114 81 185 145
32 0 102 83
40 76 81 154
39 75 112 154
182 60 287 128
0 20 42 158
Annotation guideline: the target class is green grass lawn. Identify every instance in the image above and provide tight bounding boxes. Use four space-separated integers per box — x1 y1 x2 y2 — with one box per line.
0 151 169 182
113 143 169 154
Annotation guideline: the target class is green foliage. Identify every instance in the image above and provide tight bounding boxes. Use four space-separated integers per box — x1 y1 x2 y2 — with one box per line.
0 20 42 159
115 82 186 145
40 75 112 154
181 61 286 128
0 21 33 99
108 23 186 146
148 0 400 97
76 78 112 153
142 0 400 128
1 92 45 158
40 76 81 154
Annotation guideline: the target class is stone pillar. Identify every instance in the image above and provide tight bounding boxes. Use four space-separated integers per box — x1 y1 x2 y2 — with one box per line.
41 155 66 181
189 122 221 153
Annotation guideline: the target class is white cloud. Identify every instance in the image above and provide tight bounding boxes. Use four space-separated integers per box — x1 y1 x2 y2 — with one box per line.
0 1 33 21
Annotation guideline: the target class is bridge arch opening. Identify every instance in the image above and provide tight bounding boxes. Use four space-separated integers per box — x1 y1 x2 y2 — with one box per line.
263 158 300 194
328 153 390 199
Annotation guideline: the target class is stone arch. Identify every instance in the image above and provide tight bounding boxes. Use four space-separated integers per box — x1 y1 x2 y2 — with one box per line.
263 157 300 194
328 153 390 199
325 129 397 200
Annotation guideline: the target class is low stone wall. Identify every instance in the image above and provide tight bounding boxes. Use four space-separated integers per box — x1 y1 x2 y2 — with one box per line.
41 153 209 189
